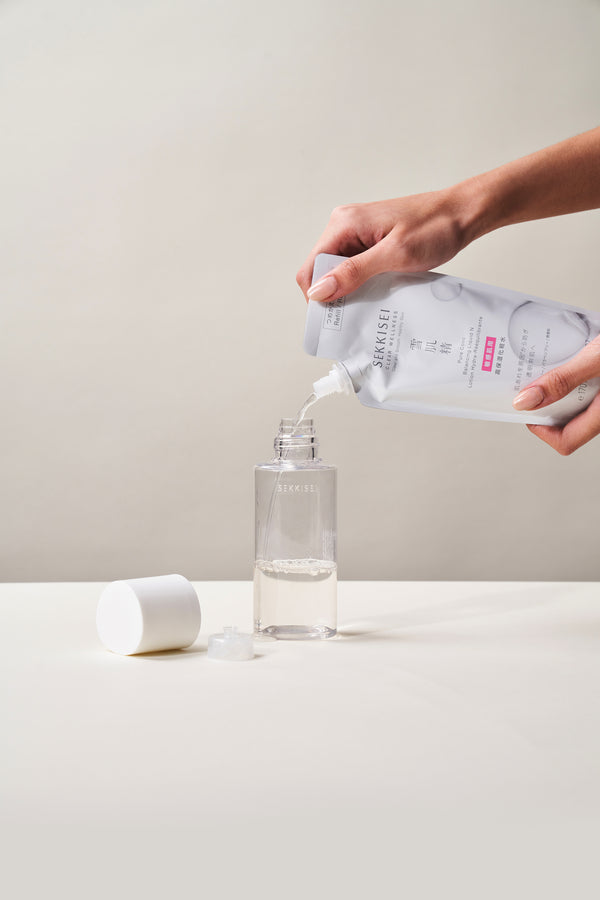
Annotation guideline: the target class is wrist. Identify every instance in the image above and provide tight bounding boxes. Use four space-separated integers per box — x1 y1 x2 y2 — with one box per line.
443 174 502 249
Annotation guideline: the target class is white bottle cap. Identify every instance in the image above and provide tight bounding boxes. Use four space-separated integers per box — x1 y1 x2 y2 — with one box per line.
96 574 201 655
208 626 254 661
312 362 354 400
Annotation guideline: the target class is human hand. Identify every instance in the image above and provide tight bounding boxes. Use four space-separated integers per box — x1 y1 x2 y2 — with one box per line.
513 336 600 454
296 188 476 303
297 129 600 304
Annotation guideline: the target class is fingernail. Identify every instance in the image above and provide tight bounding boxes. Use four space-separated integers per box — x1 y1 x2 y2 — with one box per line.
307 275 337 302
513 386 545 410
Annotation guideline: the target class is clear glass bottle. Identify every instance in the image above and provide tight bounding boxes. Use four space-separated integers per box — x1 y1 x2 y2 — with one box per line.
254 418 337 640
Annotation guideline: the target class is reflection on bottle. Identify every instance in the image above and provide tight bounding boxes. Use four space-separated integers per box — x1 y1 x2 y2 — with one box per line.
507 301 590 366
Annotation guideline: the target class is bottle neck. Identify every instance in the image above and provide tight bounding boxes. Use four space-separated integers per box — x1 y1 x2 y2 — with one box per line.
274 419 319 461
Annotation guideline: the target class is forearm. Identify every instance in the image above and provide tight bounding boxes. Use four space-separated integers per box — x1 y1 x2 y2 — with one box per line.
451 126 600 245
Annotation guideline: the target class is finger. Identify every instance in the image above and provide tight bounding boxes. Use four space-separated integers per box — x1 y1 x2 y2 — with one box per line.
513 336 600 411
304 238 401 303
297 251 324 299
526 391 600 454
296 221 369 298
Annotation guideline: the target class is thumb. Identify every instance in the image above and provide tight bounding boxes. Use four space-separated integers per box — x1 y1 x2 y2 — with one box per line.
307 241 396 303
513 337 600 411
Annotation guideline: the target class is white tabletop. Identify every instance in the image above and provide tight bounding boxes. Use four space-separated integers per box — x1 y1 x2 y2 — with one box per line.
2 581 599 896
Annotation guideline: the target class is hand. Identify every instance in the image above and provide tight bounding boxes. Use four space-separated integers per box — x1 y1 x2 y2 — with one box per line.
513 336 600 454
296 188 475 303
297 129 600 305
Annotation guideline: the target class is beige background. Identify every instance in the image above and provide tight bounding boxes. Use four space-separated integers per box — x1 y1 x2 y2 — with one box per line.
1 0 599 582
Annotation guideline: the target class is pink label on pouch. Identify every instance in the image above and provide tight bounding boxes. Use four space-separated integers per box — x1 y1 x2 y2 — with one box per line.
482 336 496 372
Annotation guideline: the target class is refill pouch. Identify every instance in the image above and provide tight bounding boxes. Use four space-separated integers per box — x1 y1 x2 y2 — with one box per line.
304 253 600 424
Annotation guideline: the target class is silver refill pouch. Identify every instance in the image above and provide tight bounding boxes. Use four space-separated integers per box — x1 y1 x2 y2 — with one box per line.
304 253 600 425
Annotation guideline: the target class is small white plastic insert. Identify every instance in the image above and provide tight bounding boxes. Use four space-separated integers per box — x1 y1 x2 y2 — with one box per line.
312 362 354 400
208 626 254 661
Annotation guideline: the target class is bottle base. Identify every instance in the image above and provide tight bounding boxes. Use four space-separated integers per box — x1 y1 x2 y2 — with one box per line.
255 624 336 641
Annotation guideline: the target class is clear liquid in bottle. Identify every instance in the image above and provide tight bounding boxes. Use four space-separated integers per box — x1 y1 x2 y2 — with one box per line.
253 558 337 639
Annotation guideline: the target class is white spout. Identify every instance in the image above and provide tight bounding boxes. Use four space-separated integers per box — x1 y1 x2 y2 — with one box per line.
312 362 354 400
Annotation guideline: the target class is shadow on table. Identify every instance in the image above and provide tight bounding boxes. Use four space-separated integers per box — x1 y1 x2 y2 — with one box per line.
129 646 266 662
338 583 593 642
132 646 207 660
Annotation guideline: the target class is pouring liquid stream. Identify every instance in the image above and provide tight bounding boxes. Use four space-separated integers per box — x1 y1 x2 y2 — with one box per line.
292 391 318 429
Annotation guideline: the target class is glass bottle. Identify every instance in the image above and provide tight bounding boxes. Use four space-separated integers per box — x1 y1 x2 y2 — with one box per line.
254 418 337 640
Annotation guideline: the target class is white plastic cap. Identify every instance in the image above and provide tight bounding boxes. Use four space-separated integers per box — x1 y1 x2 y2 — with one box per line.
96 574 201 655
312 362 354 400
208 626 254 661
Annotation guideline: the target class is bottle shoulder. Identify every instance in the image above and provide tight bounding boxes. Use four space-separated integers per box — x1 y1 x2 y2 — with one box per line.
255 459 336 472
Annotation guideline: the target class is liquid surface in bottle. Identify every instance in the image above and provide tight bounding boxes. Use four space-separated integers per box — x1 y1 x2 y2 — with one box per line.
254 558 337 640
